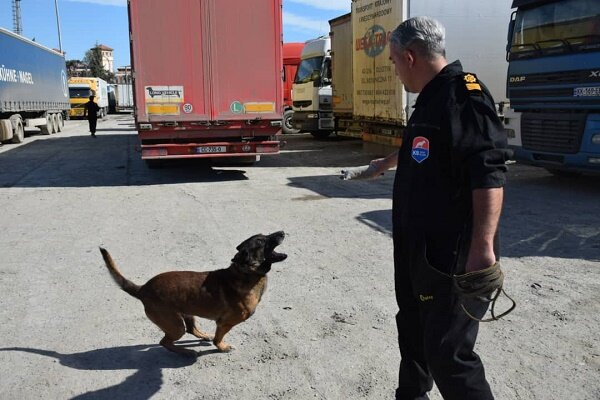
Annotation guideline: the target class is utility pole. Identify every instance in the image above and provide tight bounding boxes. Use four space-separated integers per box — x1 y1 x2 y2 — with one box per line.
54 0 63 53
12 0 23 36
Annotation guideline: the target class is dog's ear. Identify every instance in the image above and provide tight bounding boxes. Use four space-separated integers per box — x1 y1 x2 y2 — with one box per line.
232 248 250 265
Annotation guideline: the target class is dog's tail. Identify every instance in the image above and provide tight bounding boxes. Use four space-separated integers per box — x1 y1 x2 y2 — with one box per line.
99 247 141 299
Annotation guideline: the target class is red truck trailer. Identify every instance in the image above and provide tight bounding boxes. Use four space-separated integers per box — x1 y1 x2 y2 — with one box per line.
128 0 283 165
282 43 303 134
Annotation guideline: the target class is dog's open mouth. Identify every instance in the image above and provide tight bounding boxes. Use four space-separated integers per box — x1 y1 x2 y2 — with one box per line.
266 231 287 263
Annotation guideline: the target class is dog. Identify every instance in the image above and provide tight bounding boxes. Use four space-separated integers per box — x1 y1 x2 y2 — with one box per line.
99 231 287 356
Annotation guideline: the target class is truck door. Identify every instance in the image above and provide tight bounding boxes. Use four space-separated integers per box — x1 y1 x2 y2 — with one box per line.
130 0 211 122
206 0 282 122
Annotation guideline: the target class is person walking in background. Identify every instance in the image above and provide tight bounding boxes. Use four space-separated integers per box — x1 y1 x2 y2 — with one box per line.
342 16 510 399
83 95 100 137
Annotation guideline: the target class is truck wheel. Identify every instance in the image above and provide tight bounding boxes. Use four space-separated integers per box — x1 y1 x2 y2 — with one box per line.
56 113 64 132
282 109 300 134
310 130 332 139
51 114 59 134
11 118 24 144
40 115 54 135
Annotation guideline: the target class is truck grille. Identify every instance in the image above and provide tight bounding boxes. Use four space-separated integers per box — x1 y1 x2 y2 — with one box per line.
521 112 586 154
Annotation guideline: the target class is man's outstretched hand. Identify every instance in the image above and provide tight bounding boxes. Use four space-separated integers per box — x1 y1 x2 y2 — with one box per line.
340 159 386 180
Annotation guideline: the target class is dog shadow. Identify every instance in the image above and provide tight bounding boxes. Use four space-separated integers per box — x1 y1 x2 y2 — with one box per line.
0 342 220 399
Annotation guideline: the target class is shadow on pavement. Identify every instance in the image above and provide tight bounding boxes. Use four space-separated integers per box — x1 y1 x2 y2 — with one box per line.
0 343 218 400
0 134 248 188
500 165 600 261
315 164 599 261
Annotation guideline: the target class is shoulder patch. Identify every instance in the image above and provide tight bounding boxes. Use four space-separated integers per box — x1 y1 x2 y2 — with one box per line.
463 73 482 93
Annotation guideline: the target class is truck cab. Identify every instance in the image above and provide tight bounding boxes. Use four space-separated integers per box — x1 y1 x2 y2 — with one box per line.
291 36 334 138
506 0 600 174
68 77 108 119
282 42 304 134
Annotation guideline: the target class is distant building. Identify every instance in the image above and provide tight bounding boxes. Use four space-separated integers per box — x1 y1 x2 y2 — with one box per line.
96 44 114 72
115 65 132 84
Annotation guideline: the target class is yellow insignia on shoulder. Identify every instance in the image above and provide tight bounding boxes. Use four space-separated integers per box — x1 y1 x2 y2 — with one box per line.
464 73 481 91
464 74 477 83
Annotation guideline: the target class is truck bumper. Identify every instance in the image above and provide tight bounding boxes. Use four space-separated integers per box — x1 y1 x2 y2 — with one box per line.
141 140 280 159
292 110 334 132
510 146 600 173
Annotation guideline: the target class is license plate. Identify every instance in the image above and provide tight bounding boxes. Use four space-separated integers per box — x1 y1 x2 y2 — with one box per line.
196 145 226 154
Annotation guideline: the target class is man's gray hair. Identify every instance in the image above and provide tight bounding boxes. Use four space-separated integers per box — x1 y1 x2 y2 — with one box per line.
390 16 446 59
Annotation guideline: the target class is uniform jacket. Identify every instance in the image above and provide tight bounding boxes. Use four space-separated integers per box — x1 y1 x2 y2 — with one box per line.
393 60 510 275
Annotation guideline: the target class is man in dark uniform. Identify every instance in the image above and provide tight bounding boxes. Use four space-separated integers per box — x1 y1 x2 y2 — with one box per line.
83 95 100 137
344 17 510 399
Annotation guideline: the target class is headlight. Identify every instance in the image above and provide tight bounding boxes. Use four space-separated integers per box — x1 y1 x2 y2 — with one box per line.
592 134 600 145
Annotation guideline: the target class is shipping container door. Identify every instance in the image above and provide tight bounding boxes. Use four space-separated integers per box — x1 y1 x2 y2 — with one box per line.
207 0 282 121
130 0 210 122
352 0 404 122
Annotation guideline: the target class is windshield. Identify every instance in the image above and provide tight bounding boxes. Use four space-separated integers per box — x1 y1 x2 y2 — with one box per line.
510 0 600 60
69 88 93 99
294 56 324 84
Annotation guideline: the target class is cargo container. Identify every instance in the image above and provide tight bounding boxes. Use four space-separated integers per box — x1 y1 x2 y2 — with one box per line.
128 0 283 165
68 77 109 119
0 27 70 143
282 42 304 134
337 0 512 146
115 83 133 113
329 13 357 137
291 36 334 138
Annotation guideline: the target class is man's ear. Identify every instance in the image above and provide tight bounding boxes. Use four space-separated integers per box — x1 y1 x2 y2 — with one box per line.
405 49 415 68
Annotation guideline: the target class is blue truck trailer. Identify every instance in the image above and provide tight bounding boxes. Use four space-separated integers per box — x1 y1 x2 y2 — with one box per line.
505 0 600 175
0 27 70 143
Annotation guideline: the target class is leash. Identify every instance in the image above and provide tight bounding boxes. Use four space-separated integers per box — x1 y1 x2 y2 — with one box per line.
429 261 516 322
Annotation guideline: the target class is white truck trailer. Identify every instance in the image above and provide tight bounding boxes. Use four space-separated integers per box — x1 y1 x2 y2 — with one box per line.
336 0 513 145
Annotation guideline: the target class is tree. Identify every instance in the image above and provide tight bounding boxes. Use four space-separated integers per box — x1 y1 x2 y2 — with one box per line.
66 59 89 78
83 46 115 83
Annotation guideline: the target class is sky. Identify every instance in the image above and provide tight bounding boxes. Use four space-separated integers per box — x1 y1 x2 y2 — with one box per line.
0 0 351 69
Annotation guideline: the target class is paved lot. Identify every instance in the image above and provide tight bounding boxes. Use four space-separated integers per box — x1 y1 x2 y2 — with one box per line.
0 115 598 399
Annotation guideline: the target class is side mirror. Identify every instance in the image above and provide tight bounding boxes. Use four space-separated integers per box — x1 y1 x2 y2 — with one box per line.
506 11 517 55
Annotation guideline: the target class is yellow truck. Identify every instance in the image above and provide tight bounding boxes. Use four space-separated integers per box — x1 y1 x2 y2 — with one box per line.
68 77 108 118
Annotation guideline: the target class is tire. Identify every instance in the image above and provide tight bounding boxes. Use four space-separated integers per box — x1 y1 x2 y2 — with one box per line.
10 117 24 144
310 130 332 139
40 115 54 135
56 113 64 132
51 114 59 134
282 109 300 134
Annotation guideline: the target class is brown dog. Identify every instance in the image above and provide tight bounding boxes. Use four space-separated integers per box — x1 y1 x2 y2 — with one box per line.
100 231 287 356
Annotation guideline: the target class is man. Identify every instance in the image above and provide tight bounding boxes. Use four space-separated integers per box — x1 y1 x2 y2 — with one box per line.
345 17 509 399
83 95 100 137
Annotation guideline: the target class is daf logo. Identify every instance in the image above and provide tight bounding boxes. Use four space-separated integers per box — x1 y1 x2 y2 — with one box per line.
509 76 526 83
590 70 600 78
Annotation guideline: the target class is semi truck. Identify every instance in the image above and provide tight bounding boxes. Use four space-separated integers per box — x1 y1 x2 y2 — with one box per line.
282 42 304 134
330 13 357 138
506 0 600 175
334 0 512 146
68 77 109 119
291 36 334 138
0 27 70 143
128 0 283 165
115 83 134 113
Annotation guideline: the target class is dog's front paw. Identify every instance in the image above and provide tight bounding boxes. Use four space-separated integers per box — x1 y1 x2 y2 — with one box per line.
215 342 234 352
